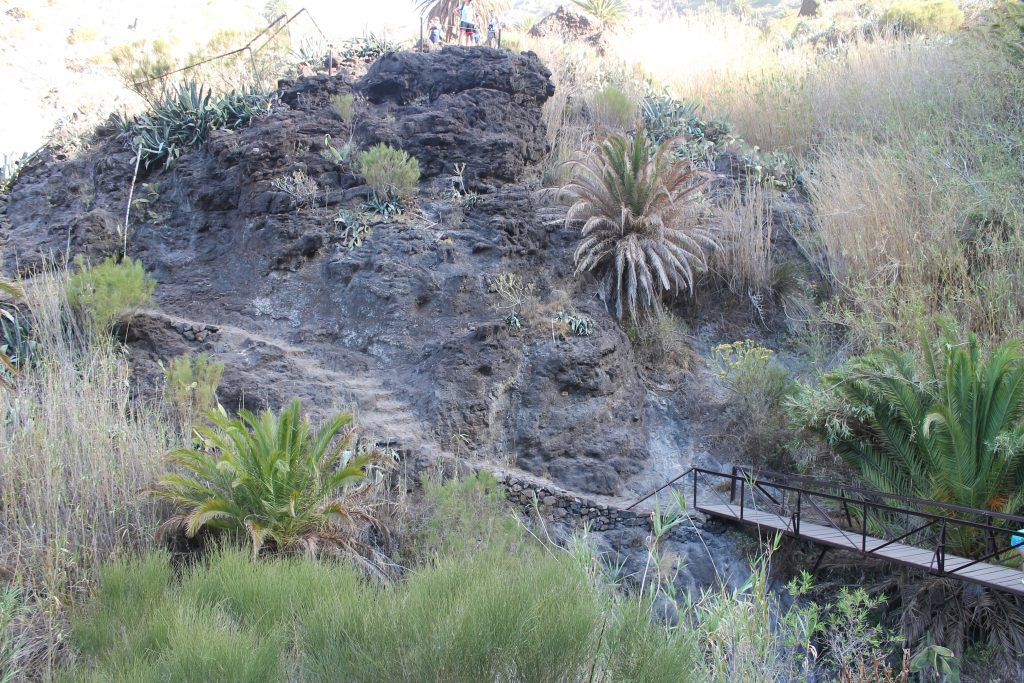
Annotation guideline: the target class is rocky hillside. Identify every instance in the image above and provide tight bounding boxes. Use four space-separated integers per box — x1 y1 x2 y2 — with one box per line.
2 45 777 589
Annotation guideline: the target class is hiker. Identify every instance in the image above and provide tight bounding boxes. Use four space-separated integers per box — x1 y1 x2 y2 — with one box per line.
458 0 478 46
428 17 442 47
486 13 500 47
1014 528 1024 581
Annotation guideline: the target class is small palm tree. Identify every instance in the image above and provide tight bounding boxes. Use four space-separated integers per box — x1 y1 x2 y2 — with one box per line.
793 327 1024 668
794 326 1024 556
154 399 385 563
558 133 716 321
571 0 629 29
0 280 24 382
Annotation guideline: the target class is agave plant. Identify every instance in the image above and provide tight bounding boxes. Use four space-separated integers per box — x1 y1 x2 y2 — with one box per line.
154 399 385 563
126 80 273 170
558 133 716 321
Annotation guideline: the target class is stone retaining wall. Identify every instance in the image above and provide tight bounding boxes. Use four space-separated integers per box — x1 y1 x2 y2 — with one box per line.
497 473 649 531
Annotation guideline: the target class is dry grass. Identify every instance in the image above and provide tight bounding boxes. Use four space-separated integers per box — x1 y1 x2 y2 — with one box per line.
713 180 775 298
0 270 182 676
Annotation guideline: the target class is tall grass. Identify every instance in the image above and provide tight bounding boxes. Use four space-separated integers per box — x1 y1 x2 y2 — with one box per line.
0 270 181 676
713 180 775 298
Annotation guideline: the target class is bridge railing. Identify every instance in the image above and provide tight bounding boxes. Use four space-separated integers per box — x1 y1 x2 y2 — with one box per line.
634 466 1024 578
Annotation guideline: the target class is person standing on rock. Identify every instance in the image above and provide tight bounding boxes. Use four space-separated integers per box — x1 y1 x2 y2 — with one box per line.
429 17 443 47
486 13 500 47
458 0 478 46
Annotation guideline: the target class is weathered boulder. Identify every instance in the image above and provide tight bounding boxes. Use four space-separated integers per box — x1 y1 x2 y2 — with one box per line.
353 46 554 186
529 6 607 54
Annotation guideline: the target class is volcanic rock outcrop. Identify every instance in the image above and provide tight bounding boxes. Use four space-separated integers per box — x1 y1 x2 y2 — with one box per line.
2 46 649 497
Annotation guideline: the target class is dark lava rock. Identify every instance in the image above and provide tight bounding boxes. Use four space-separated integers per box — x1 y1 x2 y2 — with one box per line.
353 46 554 185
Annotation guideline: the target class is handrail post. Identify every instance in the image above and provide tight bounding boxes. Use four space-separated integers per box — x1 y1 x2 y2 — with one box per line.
861 501 868 552
739 477 745 521
938 520 946 574
729 466 737 503
794 490 801 536
692 469 697 510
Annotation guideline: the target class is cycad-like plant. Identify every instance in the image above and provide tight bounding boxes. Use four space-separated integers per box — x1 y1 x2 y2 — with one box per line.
558 133 716 321
792 326 1024 555
791 327 1024 669
154 399 384 563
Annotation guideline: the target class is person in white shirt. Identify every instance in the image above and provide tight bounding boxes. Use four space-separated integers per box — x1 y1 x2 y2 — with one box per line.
458 1 478 46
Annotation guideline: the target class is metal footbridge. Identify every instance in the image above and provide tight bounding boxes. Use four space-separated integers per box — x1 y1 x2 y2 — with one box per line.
629 467 1024 597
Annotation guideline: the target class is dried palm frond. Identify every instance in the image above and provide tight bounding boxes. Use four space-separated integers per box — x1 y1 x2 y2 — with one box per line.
556 132 716 321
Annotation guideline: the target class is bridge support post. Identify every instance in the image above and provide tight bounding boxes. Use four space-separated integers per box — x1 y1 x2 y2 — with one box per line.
811 546 829 578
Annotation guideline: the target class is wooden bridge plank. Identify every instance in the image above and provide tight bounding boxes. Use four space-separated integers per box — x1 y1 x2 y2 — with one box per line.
696 503 1024 597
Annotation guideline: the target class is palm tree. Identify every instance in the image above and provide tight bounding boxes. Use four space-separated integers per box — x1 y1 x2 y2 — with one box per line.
570 0 629 29
153 399 386 565
557 133 716 322
796 327 1024 555
793 327 1024 669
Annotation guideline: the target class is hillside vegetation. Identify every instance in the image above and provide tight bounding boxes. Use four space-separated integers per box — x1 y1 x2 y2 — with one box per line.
2 0 1024 681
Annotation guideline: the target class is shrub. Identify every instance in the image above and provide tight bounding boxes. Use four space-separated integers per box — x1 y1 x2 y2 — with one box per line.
336 33 405 61
109 38 176 102
0 270 180 678
557 133 716 321
713 340 795 466
271 170 319 206
625 311 695 372
330 93 354 126
153 399 384 562
355 143 421 203
555 310 595 337
163 352 224 420
880 0 964 34
713 180 775 299
591 83 636 131
1 587 27 683
66 256 156 332
64 468 684 681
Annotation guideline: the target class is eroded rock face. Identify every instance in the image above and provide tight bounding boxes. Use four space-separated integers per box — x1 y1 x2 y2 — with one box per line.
529 6 608 55
2 48 651 497
353 46 554 186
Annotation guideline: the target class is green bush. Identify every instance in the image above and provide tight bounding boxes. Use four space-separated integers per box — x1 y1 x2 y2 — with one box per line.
163 352 224 420
153 398 382 561
881 0 964 34
713 340 796 467
330 93 354 126
355 143 421 203
67 541 695 682
66 256 156 332
591 84 636 131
